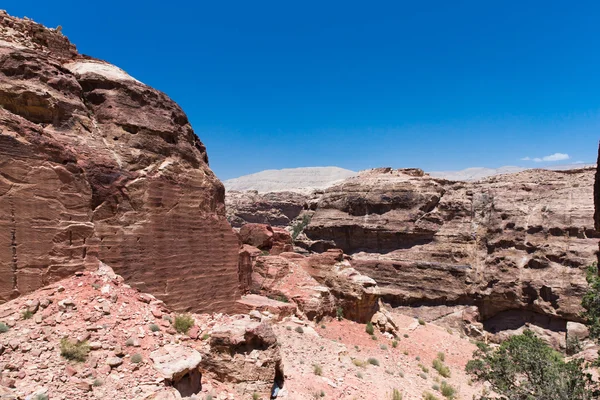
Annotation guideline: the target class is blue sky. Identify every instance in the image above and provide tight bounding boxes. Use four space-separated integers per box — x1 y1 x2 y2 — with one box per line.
5 1 599 179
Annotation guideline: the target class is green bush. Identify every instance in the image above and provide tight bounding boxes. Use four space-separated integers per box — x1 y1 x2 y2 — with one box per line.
418 318 425 325
432 358 451 378
437 352 445 362
22 310 33 320
356 371 363 379
295 326 304 334
0 322 8 333
149 323 160 332
367 357 380 366
440 381 455 399
60 338 90 362
390 389 402 400
252 392 260 400
336 306 344 321
291 214 312 240
366 322 374 335
582 263 600 339
201 333 210 340
173 314 195 334
392 340 398 348
380 344 388 350
125 338 135 347
35 395 49 400
131 353 143 364
466 330 597 400
423 392 439 400
92 379 103 387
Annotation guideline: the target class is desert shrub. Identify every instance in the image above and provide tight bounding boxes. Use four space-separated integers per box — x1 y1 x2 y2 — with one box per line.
466 330 597 400
403 350 409 355
205 395 213 400
371 334 377 341
356 371 363 379
365 322 374 335
92 379 103 387
398 370 404 378
416 356 421 361
419 372 428 379
60 338 90 362
35 395 49 400
432 358 450 378
252 392 260 400
403 333 409 338
131 353 143 364
295 326 304 334
22 310 33 320
392 340 398 348
260 250 270 256
173 314 194 334
432 383 440 391
566 336 583 355
313 364 323 375
440 381 455 399
390 389 402 400
291 214 312 240
125 338 135 347
272 294 288 303
0 322 8 333
423 392 439 400
352 358 367 368
149 323 160 332
380 344 388 350
582 263 600 339
367 357 379 366
321 324 326 329
437 352 445 362
418 318 426 325
336 306 344 321
419 363 429 373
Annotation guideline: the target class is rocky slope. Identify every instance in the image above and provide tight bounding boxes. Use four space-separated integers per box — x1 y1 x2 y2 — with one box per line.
0 12 239 313
299 167 598 336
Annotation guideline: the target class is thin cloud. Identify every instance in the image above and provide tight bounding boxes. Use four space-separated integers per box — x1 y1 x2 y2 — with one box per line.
521 153 570 163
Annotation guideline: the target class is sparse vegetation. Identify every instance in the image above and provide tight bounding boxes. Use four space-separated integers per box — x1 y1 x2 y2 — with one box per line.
380 344 388 350
336 306 344 321
125 338 135 347
292 214 312 240
295 326 304 334
403 333 409 338
131 353 143 364
466 330 596 400
22 310 33 320
432 358 451 378
286 326 292 331
419 372 428 379
149 323 160 332
403 350 409 355
356 371 363 379
371 334 377 341
173 314 194 334
392 340 398 348
321 324 326 329
439 381 455 399
252 392 260 400
92 379 103 387
60 338 90 362
367 357 380 366
390 389 402 400
418 363 429 373
418 318 426 325
423 392 439 400
352 358 367 368
582 263 600 340
313 364 323 375
273 294 289 303
437 352 445 362
366 322 374 335
260 250 270 256
0 322 9 333
35 394 49 400
201 333 210 341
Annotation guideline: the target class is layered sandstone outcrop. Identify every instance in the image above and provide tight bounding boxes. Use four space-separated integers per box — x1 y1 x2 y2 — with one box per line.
226 190 308 227
302 167 598 330
0 12 239 312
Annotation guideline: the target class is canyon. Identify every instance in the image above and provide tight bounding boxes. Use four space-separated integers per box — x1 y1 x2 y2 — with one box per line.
0 10 598 400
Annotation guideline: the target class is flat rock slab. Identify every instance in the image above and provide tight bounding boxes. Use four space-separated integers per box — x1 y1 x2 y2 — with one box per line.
150 344 202 380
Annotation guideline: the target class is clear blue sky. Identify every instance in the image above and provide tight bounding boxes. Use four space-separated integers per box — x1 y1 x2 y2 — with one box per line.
5 1 599 179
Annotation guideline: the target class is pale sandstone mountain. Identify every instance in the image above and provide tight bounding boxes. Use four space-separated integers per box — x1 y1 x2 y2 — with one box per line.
223 166 357 193
0 11 239 313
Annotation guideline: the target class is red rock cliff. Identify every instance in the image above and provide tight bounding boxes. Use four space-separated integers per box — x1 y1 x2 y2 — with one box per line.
0 12 240 312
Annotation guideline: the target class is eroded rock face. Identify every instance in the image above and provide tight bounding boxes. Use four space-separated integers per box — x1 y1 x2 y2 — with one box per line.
303 167 598 327
226 190 309 227
0 12 239 312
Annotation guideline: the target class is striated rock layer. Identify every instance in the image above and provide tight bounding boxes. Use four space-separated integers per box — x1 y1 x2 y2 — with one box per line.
0 12 239 312
303 167 598 328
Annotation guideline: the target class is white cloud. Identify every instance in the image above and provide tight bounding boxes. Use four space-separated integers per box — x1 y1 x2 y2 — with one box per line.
521 153 570 163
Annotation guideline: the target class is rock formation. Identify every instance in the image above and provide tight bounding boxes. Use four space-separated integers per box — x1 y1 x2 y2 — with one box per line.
298 167 598 334
226 190 309 227
0 12 239 312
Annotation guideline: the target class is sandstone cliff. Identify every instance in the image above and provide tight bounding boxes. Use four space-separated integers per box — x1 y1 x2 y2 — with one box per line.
0 12 239 312
300 167 597 331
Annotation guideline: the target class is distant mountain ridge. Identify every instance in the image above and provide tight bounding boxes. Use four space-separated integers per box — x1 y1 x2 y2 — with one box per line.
224 163 595 193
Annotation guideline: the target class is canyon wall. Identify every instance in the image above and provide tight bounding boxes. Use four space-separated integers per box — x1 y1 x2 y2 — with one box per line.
301 167 597 326
0 12 240 312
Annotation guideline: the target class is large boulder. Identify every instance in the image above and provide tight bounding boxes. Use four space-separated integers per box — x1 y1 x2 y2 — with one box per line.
0 12 240 312
239 224 274 249
150 345 203 397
